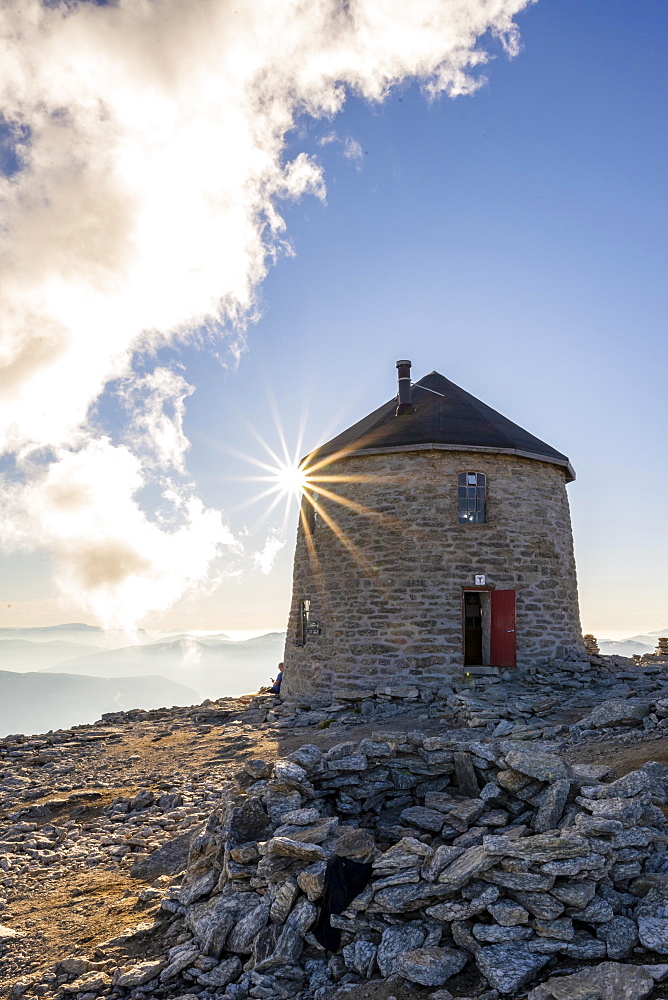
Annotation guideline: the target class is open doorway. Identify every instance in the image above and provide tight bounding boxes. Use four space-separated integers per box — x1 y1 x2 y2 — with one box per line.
463 590 490 666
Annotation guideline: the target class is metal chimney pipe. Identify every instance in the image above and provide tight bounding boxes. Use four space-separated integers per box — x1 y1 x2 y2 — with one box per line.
395 359 413 416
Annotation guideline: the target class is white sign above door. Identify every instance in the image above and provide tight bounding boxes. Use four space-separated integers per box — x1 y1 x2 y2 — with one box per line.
474 574 486 586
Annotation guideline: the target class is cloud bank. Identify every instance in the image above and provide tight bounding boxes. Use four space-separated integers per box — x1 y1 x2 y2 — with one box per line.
0 0 533 625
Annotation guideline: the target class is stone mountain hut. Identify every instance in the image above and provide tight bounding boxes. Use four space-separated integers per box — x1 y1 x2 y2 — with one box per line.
281 361 584 703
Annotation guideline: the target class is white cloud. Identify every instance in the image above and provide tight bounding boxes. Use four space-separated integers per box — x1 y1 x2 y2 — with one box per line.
318 132 364 166
343 137 364 165
0 437 239 629
253 534 287 576
120 368 194 473
0 0 533 625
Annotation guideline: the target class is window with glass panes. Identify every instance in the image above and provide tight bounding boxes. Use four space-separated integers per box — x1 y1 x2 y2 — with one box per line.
458 472 486 523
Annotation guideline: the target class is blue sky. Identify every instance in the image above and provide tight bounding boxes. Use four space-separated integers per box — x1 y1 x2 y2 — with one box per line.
0 0 666 636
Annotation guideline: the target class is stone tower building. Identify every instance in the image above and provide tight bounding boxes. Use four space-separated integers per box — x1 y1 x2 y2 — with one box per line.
281 362 583 703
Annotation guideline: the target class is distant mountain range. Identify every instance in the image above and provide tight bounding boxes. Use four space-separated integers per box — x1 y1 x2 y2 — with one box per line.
38 632 286 699
0 623 152 652
0 669 199 738
0 625 286 736
0 622 103 634
598 628 668 658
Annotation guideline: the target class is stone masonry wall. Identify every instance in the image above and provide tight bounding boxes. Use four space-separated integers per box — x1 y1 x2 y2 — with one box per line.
282 450 584 704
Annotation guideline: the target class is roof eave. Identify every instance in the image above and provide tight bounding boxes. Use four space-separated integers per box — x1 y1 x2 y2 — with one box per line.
303 442 576 483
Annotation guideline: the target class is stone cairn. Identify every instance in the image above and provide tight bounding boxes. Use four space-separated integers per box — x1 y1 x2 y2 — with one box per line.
583 634 600 656
153 733 668 999
655 638 668 659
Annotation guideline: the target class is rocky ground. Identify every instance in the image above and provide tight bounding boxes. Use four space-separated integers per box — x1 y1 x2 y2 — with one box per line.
3 655 668 1000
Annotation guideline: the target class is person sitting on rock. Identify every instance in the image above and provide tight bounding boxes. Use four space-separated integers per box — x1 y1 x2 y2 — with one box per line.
270 663 283 694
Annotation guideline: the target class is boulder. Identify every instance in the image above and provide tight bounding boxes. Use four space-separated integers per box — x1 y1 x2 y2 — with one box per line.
487 899 530 926
178 869 218 905
550 878 596 908
273 759 308 783
508 891 563 921
472 924 532 943
158 947 200 982
334 827 375 859
61 971 112 993
453 752 480 797
269 879 299 923
187 892 259 958
244 759 272 780
296 861 327 900
130 788 154 811
226 899 270 953
287 744 323 770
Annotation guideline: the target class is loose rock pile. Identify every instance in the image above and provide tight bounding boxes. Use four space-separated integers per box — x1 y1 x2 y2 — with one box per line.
7 655 668 999
273 655 668 746
140 732 668 999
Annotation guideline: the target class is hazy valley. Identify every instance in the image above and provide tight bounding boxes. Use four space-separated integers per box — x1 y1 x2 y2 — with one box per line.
0 626 285 738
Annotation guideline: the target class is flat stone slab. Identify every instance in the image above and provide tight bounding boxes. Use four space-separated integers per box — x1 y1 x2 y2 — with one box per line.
589 700 651 728
397 946 468 986
263 837 328 862
334 827 375 859
400 806 447 832
476 943 552 994
113 960 165 987
484 832 589 861
597 915 638 959
528 961 668 1000
505 750 571 782
377 923 425 976
131 831 194 879
196 957 242 987
438 845 498 889
638 915 668 953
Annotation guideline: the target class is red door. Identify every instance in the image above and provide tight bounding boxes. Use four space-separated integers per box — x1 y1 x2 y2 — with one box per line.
491 590 516 667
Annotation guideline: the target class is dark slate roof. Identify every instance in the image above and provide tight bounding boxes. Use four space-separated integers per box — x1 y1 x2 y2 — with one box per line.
305 371 575 481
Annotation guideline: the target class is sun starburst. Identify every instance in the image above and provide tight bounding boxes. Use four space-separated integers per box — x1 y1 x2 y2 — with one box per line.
271 461 311 500
214 393 407 582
